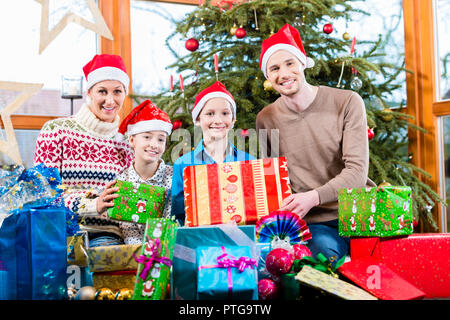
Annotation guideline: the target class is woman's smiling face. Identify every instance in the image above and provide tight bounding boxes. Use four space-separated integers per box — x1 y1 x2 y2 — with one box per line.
87 80 126 123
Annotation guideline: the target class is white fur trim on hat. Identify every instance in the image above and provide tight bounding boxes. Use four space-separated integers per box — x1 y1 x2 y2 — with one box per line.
127 119 173 136
261 44 314 78
192 92 236 121
86 66 130 94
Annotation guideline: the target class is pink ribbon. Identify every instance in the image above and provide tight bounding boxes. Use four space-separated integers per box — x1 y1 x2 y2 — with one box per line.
133 237 172 281
198 246 257 299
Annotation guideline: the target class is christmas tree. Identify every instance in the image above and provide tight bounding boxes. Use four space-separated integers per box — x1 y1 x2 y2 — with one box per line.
132 0 443 230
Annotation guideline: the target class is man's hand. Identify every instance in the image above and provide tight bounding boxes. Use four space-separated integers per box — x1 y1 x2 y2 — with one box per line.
96 180 120 217
280 190 320 218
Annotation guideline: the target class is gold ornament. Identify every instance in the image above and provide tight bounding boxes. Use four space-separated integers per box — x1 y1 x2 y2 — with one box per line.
115 288 133 300
263 79 273 91
379 181 392 187
0 81 43 165
95 288 115 300
381 108 394 121
75 286 96 300
230 24 238 36
342 32 351 40
35 0 114 54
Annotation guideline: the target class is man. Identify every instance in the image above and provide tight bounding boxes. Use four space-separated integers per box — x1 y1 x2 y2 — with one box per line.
256 24 375 263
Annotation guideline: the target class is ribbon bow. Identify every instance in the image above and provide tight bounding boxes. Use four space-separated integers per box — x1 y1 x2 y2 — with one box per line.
292 253 345 278
133 237 172 281
217 253 257 272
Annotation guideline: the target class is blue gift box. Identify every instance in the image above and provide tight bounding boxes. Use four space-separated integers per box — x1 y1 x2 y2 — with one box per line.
197 246 257 300
172 224 258 300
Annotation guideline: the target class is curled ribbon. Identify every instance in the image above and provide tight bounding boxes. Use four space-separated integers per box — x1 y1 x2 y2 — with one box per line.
133 237 172 281
199 246 257 299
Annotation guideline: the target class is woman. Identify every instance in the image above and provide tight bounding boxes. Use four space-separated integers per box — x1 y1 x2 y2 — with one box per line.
34 54 134 245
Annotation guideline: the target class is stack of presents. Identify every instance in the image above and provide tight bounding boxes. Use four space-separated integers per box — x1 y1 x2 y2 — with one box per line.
0 158 449 300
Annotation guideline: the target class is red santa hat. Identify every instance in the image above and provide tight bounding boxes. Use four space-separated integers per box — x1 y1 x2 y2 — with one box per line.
83 54 130 94
118 100 172 138
260 24 314 78
192 81 236 121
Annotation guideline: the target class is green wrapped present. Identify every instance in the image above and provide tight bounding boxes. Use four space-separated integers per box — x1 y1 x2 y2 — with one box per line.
338 186 413 237
107 180 167 224
132 218 177 300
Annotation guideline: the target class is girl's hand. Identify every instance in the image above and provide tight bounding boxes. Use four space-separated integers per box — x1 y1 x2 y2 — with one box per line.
96 180 120 216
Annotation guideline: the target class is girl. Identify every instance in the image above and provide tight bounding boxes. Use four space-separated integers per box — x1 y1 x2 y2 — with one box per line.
103 99 173 244
171 81 255 224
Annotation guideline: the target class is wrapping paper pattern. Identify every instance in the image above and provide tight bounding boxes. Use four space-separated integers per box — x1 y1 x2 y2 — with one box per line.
350 234 450 298
132 218 177 300
107 180 167 224
172 224 257 300
295 266 377 300
197 246 257 300
93 270 137 291
184 157 291 227
87 244 141 272
338 186 413 237
338 257 425 300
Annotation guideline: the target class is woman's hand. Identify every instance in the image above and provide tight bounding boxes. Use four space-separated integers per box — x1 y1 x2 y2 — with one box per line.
96 180 120 217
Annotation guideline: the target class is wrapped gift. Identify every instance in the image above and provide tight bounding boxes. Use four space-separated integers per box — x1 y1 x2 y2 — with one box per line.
132 218 177 300
66 265 93 291
107 180 167 224
0 208 67 300
93 270 136 291
338 186 413 237
295 266 377 300
197 246 257 300
338 257 425 300
67 231 89 267
279 273 300 300
350 234 450 298
256 242 272 280
87 244 141 272
172 224 257 300
183 157 292 227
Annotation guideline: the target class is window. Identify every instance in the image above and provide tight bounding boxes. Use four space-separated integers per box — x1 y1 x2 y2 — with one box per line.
130 0 196 97
434 0 450 101
0 0 98 166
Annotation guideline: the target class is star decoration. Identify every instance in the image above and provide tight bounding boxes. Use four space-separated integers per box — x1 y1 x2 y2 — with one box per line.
0 81 43 165
35 0 113 54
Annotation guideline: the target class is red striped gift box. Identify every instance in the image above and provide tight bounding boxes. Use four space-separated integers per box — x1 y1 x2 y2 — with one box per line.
183 157 292 227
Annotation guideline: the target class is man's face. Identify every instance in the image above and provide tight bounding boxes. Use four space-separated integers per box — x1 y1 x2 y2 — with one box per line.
266 50 306 96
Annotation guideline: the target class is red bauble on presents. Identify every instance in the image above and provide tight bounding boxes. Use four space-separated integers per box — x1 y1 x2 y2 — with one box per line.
183 157 292 226
350 234 450 298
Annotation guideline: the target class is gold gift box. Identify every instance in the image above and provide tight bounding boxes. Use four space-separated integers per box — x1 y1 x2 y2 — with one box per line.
87 244 141 272
92 271 137 291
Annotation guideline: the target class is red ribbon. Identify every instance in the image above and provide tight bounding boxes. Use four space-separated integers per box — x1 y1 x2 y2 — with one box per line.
133 237 172 281
198 246 257 299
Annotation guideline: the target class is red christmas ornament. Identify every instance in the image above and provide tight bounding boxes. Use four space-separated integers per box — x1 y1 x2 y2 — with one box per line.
292 244 312 260
265 248 293 276
413 216 419 228
323 23 333 34
227 175 238 183
235 27 247 39
240 129 249 137
185 38 199 52
258 278 279 300
231 214 242 223
172 120 182 130
368 128 375 140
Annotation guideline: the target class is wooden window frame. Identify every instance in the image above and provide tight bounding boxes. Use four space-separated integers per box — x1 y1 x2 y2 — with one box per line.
404 0 450 232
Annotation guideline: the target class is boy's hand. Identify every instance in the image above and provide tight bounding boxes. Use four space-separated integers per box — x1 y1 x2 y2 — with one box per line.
96 180 120 216
280 190 320 219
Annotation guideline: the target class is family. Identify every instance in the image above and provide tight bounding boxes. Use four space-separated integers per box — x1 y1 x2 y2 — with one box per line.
33 24 374 263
